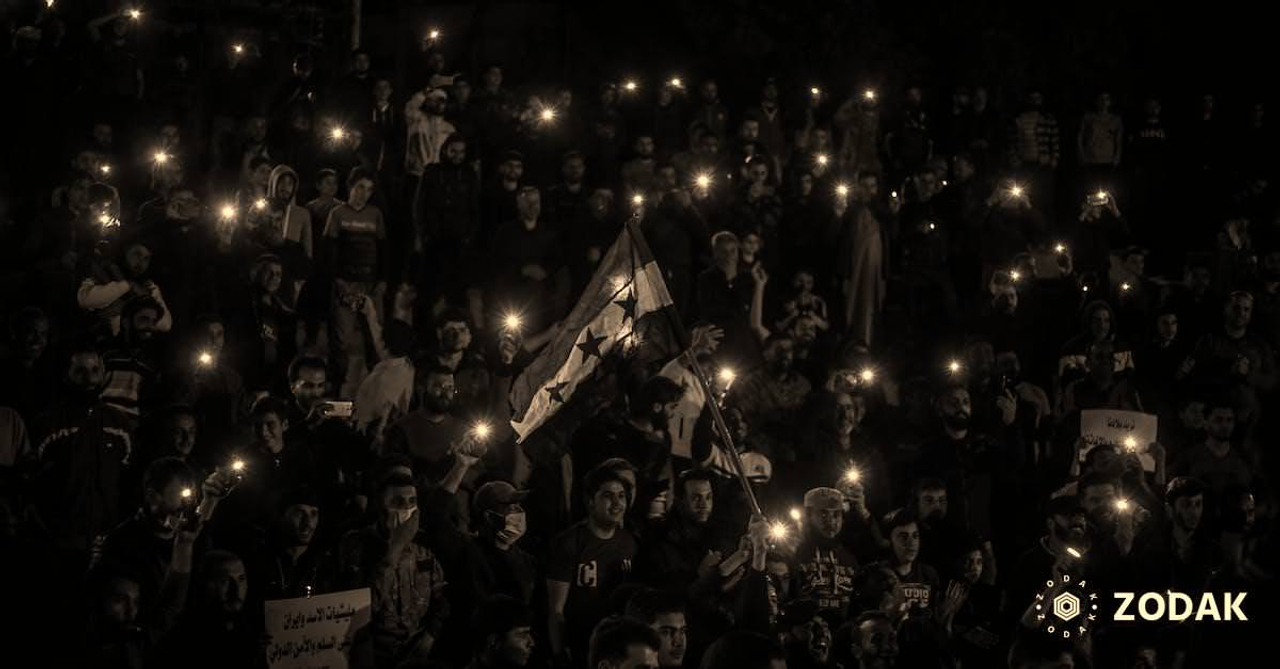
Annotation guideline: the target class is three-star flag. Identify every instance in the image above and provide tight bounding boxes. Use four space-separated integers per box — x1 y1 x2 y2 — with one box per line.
509 221 679 441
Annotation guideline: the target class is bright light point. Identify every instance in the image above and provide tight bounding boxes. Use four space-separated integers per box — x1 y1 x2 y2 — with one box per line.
942 179 948 186
859 368 876 383
1009 185 1024 198
1010 270 1022 282
232 44 244 54
928 222 936 231
844 467 862 484
253 198 267 211
718 368 736 384
427 29 441 40
503 314 522 331
1067 547 1082 559
231 460 245 472
816 153 829 166
128 9 141 20
623 80 638 92
539 108 556 122
947 360 962 374
1123 436 1137 451
891 191 899 199
863 89 877 101
98 214 113 226
1095 190 1107 200
330 126 346 140
835 183 850 197
1121 282 1131 292
180 487 192 499
197 351 214 367
1114 498 1130 512
789 507 802 522
1082 285 1090 292
99 164 112 175
669 77 683 88
472 422 492 440
153 151 169 164
1055 243 1067 254
631 194 644 206
810 86 821 96
220 204 236 219
695 173 712 189
768 521 789 541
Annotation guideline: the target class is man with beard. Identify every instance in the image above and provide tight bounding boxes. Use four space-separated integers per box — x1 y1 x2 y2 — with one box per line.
384 365 469 483
148 550 261 669
427 309 492 415
597 376 684 521
731 334 812 463
1171 401 1251 516
636 468 733 587
489 186 569 331
546 151 591 229
547 465 638 666
1185 292 1276 430
621 134 658 195
912 478 971 576
100 295 166 423
418 134 481 308
904 384 1018 543
470 595 536 669
279 356 365 520
791 487 859 618
1133 476 1222 592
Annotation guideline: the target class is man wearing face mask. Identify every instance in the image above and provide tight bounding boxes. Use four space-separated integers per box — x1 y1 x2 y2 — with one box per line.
31 345 134 553
340 472 450 666
467 481 537 606
791 487 860 618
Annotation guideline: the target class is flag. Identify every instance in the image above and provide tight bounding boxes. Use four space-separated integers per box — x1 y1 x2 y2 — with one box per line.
509 220 683 441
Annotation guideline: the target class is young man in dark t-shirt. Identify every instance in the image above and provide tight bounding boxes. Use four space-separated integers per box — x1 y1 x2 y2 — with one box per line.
546 464 637 666
323 167 388 395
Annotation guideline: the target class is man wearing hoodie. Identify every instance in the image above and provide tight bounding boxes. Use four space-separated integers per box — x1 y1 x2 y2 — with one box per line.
261 164 313 297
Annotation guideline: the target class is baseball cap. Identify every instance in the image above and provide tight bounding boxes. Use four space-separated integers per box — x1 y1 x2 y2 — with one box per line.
1165 476 1207 504
473 481 530 516
803 487 844 510
741 452 772 483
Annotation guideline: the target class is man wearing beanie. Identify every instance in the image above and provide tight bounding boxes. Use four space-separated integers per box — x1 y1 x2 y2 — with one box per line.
790 487 859 618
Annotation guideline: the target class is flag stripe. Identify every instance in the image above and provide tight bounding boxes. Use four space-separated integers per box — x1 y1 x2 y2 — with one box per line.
509 223 675 441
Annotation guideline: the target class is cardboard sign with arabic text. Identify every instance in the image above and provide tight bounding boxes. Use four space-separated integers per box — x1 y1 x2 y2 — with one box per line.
1080 409 1157 472
264 588 372 669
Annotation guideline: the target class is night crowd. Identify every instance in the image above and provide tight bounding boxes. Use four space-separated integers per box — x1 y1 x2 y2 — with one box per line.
0 3 1277 669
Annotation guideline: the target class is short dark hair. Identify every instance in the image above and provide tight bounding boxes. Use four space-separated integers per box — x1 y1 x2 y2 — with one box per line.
881 507 919 535
913 477 947 499
1204 398 1237 417
1077 470 1118 496
850 610 894 645
583 463 630 501
315 168 338 183
587 616 660 669
122 296 165 323
676 469 716 498
143 456 195 495
250 396 290 422
348 166 376 188
434 308 469 330
699 630 785 669
248 156 272 172
378 472 417 497
630 376 683 417
473 595 530 652
288 356 328 383
198 550 243 585
625 589 685 625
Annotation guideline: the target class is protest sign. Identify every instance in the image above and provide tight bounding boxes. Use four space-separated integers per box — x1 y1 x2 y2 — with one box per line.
1080 409 1157 472
265 588 372 669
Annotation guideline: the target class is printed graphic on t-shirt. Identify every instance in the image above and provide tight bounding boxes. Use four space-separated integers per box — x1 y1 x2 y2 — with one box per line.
901 582 933 610
340 218 378 234
576 560 598 587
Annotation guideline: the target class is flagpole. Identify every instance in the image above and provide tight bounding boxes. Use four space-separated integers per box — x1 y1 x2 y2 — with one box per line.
681 350 764 517
623 217 763 518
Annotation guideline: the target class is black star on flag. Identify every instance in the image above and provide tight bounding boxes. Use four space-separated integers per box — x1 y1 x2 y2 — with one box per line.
545 381 570 404
614 289 638 322
576 328 607 364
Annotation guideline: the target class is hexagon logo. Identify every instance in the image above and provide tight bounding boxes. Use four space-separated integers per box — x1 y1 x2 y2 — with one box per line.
1052 591 1082 622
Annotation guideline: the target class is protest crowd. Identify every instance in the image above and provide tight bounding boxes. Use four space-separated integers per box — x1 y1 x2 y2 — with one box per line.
0 2 1277 668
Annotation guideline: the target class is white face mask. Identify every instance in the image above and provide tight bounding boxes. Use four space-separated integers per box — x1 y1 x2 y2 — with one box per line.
496 511 526 545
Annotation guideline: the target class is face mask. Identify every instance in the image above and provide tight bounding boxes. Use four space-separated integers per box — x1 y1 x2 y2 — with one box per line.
496 511 526 544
